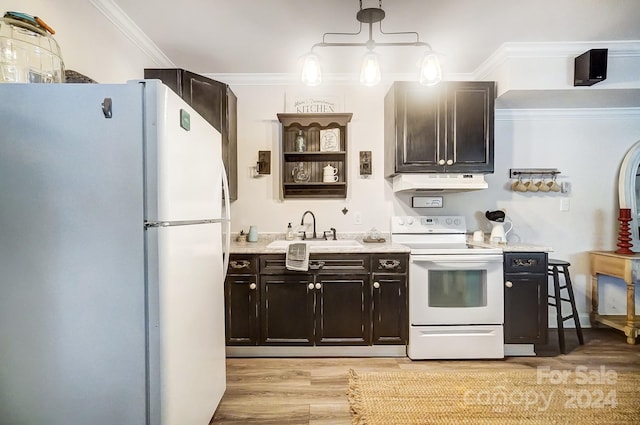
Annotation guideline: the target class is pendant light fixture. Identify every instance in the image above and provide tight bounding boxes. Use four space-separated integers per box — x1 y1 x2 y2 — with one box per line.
301 0 442 87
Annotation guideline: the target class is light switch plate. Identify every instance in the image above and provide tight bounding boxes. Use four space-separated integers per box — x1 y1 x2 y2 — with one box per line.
412 196 443 208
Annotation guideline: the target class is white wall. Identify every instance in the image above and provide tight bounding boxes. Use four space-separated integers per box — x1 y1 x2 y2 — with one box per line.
9 1 639 326
5 0 153 82
227 80 640 324
228 83 393 237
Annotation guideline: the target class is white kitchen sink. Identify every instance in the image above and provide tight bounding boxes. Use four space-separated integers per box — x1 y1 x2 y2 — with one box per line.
266 239 362 249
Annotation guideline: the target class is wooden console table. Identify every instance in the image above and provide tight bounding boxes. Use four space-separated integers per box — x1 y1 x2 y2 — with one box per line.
589 251 639 344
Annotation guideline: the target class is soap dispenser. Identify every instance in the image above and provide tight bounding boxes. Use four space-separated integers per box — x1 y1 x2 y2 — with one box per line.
285 222 294 241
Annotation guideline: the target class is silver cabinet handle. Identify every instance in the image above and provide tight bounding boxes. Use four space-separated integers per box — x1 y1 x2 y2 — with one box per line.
249 283 256 290
512 258 538 267
230 260 250 269
308 283 315 290
438 159 445 165
379 259 401 270
505 281 513 288
315 283 322 289
309 261 325 270
373 281 380 289
446 159 453 165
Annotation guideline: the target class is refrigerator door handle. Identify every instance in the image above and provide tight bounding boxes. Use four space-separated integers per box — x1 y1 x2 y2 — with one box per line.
144 219 228 228
220 161 231 279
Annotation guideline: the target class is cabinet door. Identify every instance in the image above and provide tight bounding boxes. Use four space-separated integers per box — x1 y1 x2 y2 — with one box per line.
224 274 259 345
314 274 371 345
260 274 315 345
504 276 548 344
184 72 238 201
384 81 494 175
371 274 408 345
444 81 495 173
388 82 443 173
143 68 238 201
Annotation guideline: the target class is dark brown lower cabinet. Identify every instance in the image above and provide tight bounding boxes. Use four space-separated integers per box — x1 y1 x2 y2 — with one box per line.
315 274 371 345
260 273 314 345
224 255 259 345
372 273 408 345
503 252 549 344
225 253 408 347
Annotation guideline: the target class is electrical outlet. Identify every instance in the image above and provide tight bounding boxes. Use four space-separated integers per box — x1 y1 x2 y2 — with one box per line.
353 212 363 225
560 198 570 211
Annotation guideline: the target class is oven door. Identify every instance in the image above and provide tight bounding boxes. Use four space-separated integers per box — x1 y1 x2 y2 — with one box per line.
409 254 504 325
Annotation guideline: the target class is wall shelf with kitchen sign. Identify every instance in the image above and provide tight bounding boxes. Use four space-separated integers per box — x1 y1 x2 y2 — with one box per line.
277 113 352 199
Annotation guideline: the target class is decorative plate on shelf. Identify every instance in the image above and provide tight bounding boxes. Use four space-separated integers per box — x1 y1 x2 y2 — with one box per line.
320 128 340 152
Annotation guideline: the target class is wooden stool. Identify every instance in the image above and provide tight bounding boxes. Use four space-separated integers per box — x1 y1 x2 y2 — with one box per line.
548 259 584 354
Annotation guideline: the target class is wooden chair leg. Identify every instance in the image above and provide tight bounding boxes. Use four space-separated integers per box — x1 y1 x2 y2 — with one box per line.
562 265 584 345
552 265 566 354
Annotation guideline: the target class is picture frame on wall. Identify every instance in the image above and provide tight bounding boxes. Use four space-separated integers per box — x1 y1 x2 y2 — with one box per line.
320 128 340 152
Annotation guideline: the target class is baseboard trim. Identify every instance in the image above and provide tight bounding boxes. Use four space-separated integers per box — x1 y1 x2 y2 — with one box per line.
226 345 407 358
504 344 536 356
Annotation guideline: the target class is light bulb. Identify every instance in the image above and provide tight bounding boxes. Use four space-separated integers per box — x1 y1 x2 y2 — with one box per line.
360 51 381 86
301 53 322 86
419 52 442 86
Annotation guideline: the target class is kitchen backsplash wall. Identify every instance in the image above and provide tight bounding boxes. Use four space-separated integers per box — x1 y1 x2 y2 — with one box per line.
228 83 392 237
14 0 640 323
228 82 640 321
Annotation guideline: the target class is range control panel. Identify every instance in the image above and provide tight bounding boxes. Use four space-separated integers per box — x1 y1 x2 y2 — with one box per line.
390 215 466 234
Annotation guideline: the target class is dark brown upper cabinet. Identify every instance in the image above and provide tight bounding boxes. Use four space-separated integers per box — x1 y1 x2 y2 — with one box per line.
144 68 238 201
384 81 495 176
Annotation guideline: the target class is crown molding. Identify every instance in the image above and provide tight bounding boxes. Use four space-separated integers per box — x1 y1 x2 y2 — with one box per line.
89 1 639 93
204 72 477 86
90 0 174 67
474 40 640 80
496 107 640 120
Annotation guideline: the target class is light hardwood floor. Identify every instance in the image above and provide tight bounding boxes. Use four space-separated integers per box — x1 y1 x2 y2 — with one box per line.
210 329 640 424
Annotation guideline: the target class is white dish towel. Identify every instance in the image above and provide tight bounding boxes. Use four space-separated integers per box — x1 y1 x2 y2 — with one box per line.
285 243 309 271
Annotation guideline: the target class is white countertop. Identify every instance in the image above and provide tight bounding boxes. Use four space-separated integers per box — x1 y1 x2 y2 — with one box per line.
230 233 410 254
229 233 551 254
467 236 553 253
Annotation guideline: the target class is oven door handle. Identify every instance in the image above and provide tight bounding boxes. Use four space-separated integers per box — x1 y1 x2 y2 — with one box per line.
411 255 503 264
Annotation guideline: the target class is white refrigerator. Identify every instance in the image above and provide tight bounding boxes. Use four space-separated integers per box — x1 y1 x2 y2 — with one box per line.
0 80 230 425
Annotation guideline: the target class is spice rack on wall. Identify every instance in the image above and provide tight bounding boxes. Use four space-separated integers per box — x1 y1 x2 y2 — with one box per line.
277 113 352 199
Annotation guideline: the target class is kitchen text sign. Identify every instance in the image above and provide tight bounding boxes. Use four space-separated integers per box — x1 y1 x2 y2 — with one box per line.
285 92 344 113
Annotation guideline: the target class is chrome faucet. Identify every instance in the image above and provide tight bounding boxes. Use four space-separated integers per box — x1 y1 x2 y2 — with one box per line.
300 210 317 240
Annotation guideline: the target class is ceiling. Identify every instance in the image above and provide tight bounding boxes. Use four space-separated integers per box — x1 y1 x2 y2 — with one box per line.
111 0 640 77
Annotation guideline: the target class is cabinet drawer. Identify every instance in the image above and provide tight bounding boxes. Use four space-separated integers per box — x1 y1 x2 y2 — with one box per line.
371 254 408 273
228 255 258 274
260 254 369 274
503 252 547 274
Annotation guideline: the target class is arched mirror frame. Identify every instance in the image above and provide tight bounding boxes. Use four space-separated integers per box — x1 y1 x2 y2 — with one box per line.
618 140 640 252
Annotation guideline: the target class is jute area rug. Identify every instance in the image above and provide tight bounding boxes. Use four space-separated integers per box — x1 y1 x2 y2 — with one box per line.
347 368 640 425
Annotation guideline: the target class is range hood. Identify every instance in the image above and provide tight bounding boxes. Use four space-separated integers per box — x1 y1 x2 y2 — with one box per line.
392 174 488 193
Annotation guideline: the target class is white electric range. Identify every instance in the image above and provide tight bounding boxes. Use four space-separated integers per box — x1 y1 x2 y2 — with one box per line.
391 216 505 359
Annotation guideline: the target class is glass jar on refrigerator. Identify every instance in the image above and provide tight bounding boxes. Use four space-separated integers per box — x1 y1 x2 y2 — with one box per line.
0 14 64 83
